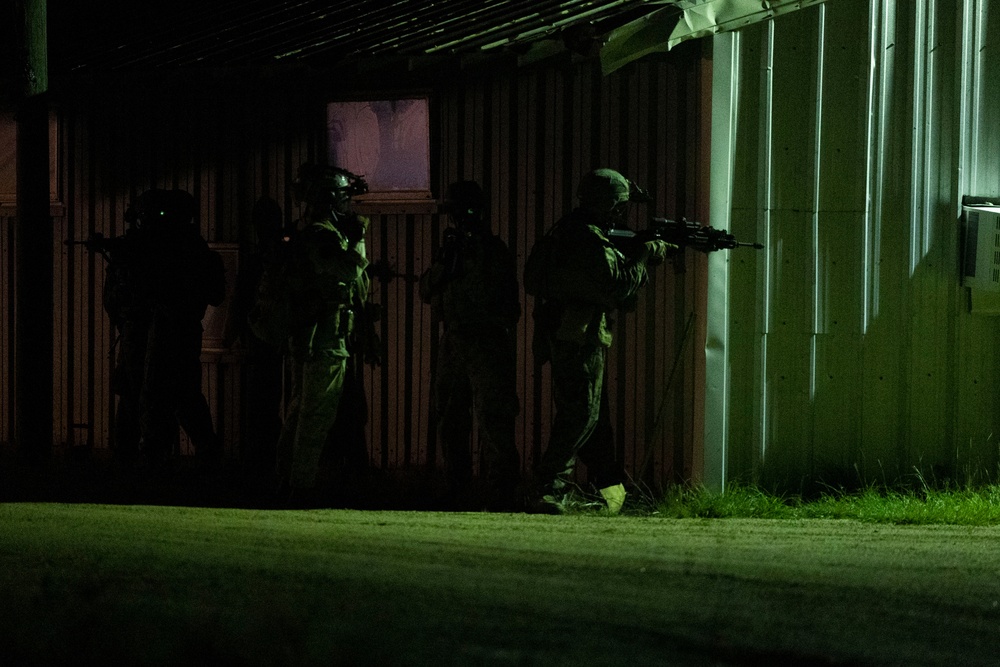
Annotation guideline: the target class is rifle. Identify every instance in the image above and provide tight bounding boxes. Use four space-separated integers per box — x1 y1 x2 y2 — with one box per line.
66 231 142 325
609 217 763 253
64 232 130 263
607 216 763 270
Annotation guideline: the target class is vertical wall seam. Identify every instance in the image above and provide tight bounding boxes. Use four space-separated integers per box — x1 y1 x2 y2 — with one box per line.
862 0 879 335
759 20 775 465
806 3 827 481
969 0 983 192
957 0 974 203
910 0 928 276
720 32 741 491
811 4 826 405
870 0 894 328
922 0 937 258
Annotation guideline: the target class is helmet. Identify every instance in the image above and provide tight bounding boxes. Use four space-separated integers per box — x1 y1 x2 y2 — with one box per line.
294 164 369 210
576 169 630 211
442 180 486 218
125 188 195 226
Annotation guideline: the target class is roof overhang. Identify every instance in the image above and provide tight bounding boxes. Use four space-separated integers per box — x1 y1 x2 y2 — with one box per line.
601 0 832 74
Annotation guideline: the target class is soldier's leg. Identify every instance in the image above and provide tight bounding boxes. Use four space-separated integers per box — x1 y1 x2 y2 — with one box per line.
139 321 181 468
433 333 474 491
175 328 222 464
325 355 370 474
275 357 303 488
115 393 141 463
535 340 604 492
465 329 520 497
242 349 284 480
177 391 221 463
577 380 624 489
112 322 146 463
289 354 347 489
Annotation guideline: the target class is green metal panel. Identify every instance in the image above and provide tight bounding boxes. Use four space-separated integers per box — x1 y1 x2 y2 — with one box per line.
710 0 1000 491
731 27 764 213
812 332 864 481
769 9 820 214
817 6 871 210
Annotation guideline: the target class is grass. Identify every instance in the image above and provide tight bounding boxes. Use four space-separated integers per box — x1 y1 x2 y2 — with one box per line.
5 503 1000 666
4 444 999 525
640 483 1000 526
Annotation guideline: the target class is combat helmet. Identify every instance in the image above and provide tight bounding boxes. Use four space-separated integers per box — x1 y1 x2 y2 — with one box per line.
294 164 368 213
576 168 631 212
125 188 195 227
442 180 487 225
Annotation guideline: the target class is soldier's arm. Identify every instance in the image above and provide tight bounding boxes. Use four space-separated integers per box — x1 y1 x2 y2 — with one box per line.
307 223 368 283
563 225 650 309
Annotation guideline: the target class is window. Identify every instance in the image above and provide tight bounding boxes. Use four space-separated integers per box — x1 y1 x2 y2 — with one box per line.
327 98 431 203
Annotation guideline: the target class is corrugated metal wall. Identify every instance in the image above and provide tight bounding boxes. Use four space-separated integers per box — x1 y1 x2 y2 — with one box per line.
709 0 1000 492
2 48 711 489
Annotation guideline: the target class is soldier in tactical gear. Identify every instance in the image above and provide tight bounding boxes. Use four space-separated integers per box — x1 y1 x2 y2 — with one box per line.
127 190 226 474
275 164 371 501
525 168 673 514
103 206 150 465
420 180 522 510
223 196 287 490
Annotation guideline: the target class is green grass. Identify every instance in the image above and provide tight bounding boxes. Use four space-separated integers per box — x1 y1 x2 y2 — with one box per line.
5 503 1000 666
641 484 1000 526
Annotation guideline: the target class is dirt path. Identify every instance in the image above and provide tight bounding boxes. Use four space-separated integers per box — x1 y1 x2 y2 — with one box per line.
2 504 998 665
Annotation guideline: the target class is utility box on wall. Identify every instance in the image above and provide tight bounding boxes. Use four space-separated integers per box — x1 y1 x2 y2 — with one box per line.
962 198 1000 291
961 196 1000 314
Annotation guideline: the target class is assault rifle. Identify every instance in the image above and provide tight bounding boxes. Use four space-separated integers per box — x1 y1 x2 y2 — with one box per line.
609 217 763 253
64 232 130 263
608 217 763 270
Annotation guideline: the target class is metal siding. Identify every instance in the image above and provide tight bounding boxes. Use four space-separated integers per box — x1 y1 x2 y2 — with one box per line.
724 25 765 483
717 0 1000 490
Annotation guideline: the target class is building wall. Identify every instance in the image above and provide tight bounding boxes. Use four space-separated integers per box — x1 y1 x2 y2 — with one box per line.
710 0 1000 491
1 47 712 489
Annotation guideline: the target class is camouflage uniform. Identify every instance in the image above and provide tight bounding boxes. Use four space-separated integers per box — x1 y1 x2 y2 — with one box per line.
420 189 521 506
276 210 369 491
532 202 659 497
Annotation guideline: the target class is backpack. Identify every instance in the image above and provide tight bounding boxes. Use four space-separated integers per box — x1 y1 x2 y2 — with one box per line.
248 240 298 347
523 230 556 297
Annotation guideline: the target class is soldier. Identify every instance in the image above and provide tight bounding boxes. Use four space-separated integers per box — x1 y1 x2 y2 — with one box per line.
419 180 521 510
102 206 149 467
275 164 370 504
524 169 672 514
223 196 287 490
133 189 227 476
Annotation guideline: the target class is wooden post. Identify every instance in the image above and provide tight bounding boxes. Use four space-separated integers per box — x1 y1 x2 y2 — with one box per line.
13 0 53 462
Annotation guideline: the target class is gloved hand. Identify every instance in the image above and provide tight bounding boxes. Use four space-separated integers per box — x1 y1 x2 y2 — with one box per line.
339 215 369 245
642 239 677 265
